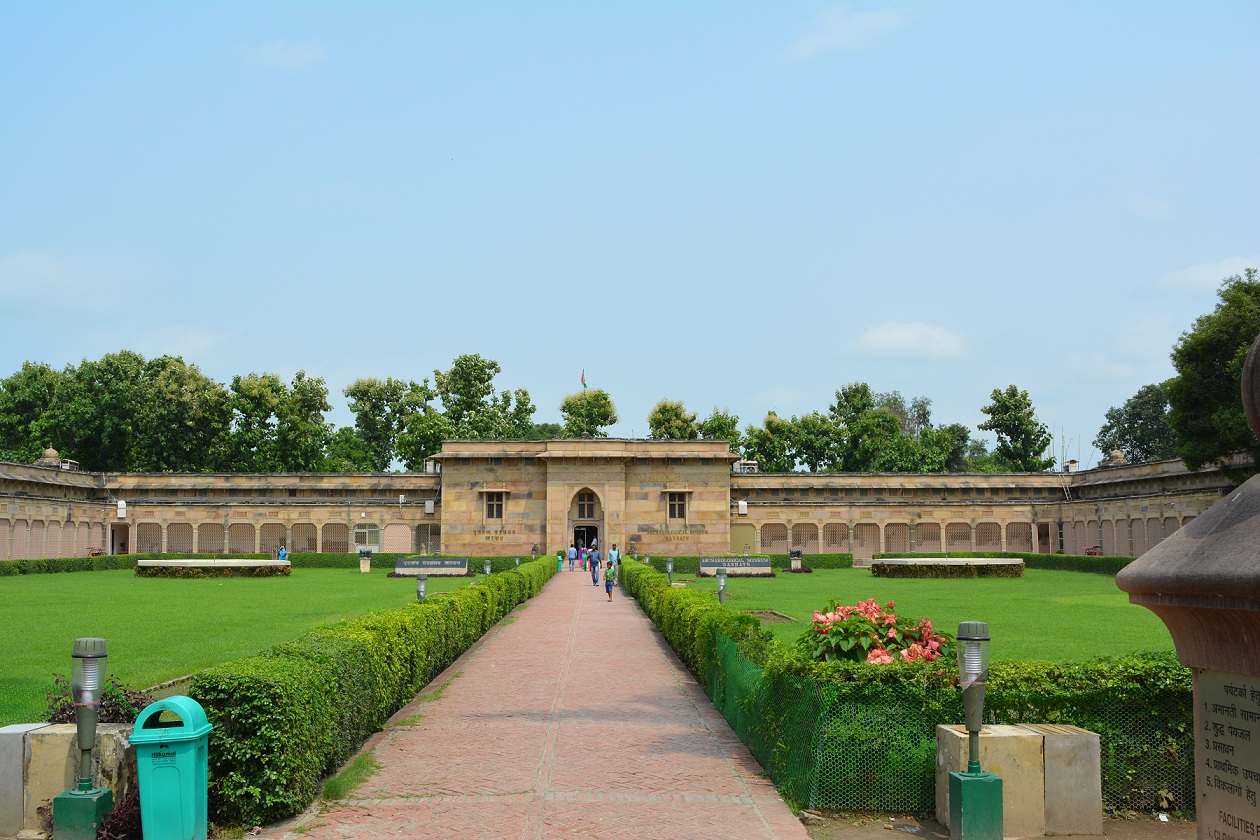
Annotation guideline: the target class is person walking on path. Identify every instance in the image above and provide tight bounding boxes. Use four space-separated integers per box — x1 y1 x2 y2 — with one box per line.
604 557 616 601
590 547 601 586
607 543 620 583
567 543 577 571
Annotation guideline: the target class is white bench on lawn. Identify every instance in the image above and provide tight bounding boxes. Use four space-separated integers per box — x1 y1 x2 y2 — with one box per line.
137 558 291 568
876 556 1023 566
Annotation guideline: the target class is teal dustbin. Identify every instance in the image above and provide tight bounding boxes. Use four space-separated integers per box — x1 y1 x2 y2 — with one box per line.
129 696 213 840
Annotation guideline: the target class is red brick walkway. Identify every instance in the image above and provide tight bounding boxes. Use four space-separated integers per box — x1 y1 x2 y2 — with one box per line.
268 568 809 839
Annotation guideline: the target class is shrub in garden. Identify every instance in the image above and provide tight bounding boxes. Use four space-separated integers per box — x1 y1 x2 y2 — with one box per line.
45 674 152 724
796 598 953 665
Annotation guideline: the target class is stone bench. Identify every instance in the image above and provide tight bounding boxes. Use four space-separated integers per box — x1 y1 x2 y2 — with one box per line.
878 556 1024 566
935 723 1102 837
136 558 290 568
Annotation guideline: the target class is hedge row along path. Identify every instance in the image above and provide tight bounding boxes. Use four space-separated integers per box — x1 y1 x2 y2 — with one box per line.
261 568 808 840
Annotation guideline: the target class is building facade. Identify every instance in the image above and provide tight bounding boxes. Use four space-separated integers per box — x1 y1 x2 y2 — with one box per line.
0 441 1239 562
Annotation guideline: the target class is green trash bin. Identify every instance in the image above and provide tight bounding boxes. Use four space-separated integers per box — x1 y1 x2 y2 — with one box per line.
129 696 213 840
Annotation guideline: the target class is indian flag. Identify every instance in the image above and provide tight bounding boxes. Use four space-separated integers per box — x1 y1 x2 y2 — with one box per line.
581 370 587 389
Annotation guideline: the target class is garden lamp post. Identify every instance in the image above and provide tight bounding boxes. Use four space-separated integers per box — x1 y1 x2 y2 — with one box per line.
949 621 1002 840
484 558 492 576
515 555 520 567
416 573 428 601
716 568 727 604
54 638 114 840
531 545 537 561
665 557 672 584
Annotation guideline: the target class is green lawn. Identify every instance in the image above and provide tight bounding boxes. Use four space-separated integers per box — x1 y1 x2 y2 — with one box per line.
682 568 1174 662
1 568 473 725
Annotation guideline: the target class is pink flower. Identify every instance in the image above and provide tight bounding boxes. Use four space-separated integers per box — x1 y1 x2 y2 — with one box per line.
886 628 899 639
867 648 894 665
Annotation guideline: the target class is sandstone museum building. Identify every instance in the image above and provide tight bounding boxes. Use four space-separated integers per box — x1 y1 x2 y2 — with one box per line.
0 439 1238 563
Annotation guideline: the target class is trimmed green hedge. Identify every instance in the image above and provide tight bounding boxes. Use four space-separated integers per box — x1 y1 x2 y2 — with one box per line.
136 565 293 578
639 553 853 575
870 562 1024 578
0 555 138 575
619 562 765 686
874 551 1134 575
189 556 556 827
621 561 1194 813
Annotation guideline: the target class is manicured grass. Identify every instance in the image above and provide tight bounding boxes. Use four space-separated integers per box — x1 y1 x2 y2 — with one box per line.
1 568 473 725
682 568 1174 661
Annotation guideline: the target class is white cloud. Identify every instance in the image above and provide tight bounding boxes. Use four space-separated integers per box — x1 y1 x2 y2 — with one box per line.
130 325 231 362
246 41 325 71
1124 193 1173 222
0 250 98 302
855 322 964 358
1161 257 1260 291
782 6 909 60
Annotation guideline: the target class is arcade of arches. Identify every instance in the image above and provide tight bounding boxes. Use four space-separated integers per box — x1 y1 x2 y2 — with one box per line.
0 439 1236 562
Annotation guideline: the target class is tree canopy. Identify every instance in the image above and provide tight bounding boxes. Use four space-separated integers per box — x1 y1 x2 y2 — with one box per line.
1167 268 1260 475
1093 382 1177 465
559 389 618 437
647 399 698 440
978 385 1054 472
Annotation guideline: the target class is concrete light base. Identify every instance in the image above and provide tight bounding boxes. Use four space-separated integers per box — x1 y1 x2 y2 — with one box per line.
935 724 1103 837
949 770 1003 840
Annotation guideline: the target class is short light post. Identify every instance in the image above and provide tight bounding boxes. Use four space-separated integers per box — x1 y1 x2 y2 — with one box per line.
716 568 728 605
665 558 672 584
416 573 428 601
531 544 538 561
484 558 492 576
54 638 114 839
949 621 1002 840
514 555 520 567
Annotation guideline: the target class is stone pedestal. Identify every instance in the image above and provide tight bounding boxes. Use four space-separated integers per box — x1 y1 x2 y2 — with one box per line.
1118 472 1260 839
0 723 134 837
935 724 1102 837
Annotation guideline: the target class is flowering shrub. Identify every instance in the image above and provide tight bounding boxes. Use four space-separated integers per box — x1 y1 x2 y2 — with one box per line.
796 598 954 665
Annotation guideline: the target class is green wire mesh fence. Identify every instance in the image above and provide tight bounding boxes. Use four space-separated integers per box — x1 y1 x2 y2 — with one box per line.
708 635 1194 814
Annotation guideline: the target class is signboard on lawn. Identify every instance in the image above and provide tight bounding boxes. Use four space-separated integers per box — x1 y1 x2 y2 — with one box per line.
394 557 469 576
697 557 773 577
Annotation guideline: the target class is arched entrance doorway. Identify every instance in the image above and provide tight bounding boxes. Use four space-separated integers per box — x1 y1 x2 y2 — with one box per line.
569 488 603 551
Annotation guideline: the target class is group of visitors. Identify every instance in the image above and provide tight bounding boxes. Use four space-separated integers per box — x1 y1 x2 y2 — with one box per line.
566 540 621 601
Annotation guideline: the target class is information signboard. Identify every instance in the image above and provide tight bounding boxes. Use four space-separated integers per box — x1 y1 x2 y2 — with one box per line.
697 557 773 577
394 557 470 576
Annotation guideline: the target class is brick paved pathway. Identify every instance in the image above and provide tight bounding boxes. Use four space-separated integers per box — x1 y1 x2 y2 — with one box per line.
267 568 809 840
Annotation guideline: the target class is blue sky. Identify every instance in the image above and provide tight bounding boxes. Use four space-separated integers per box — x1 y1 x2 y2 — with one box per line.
2 2 1257 466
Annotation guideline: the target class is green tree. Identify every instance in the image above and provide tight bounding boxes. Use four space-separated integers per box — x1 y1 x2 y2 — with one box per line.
323 426 377 471
978 385 1054 472
0 361 66 463
1093 382 1177 465
130 356 232 472
742 413 796 472
227 373 287 471
940 423 973 472
432 354 535 439
34 351 147 471
344 377 429 471
559 389 618 437
526 421 564 439
647 399 698 440
874 390 933 438
1167 269 1260 475
276 371 332 472
788 412 842 472
697 407 742 454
